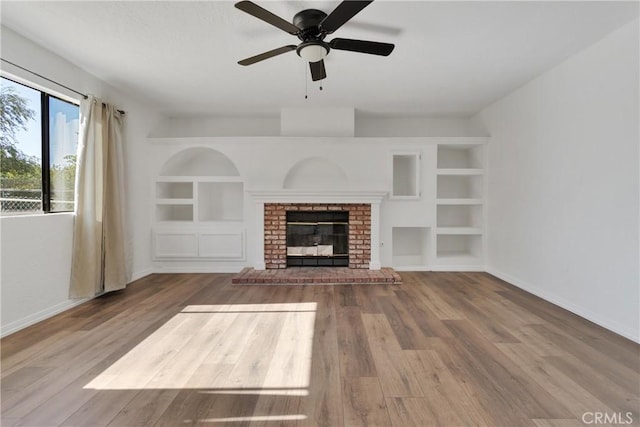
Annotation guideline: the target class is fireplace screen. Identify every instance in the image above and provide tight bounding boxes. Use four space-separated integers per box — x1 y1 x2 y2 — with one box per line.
286 211 349 267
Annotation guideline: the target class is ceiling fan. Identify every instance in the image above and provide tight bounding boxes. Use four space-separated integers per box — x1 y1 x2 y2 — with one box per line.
235 0 395 81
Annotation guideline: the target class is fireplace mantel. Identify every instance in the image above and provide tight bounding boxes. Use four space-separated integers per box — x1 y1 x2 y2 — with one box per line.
249 190 386 271
247 190 387 204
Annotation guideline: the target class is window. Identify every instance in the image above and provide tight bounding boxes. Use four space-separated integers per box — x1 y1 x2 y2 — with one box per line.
0 77 80 215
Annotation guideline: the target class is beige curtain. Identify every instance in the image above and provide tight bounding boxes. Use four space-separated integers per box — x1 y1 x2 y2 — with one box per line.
69 96 129 298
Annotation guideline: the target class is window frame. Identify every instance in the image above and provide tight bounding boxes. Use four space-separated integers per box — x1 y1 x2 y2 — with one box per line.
1 76 80 215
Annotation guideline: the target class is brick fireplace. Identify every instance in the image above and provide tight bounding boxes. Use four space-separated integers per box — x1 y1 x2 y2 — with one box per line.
265 203 371 269
249 190 386 271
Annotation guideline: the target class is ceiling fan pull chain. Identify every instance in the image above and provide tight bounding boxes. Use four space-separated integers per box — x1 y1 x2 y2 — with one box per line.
305 64 309 99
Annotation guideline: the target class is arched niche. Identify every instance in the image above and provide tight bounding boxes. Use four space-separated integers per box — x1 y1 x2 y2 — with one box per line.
159 147 240 177
282 157 349 190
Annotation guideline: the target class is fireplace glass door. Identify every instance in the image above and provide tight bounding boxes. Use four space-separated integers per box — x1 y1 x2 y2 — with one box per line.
286 211 348 266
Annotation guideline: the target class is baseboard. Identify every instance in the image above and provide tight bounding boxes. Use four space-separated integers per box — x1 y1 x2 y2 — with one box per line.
152 266 245 274
130 267 153 282
394 266 432 272
486 267 639 344
431 265 484 272
1 297 92 338
1 269 154 338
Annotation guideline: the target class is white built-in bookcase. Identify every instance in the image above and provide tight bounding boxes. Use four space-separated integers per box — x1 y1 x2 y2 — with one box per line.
390 142 485 271
435 144 485 268
149 137 486 271
153 147 245 261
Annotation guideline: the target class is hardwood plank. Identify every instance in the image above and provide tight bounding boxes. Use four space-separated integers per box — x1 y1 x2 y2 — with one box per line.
545 354 640 418
531 419 585 427
496 285 640 373
530 323 640 394
335 307 377 377
403 349 492 426
496 343 614 417
59 390 139 427
386 397 437 427
361 314 424 397
392 290 454 338
377 296 432 349
430 337 536 426
403 272 465 320
106 389 182 426
299 286 343 427
342 377 391 426
334 285 358 307
443 319 574 419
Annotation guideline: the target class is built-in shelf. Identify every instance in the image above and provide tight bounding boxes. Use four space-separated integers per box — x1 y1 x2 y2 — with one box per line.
436 234 482 262
436 198 483 205
155 180 244 223
437 175 483 199
153 147 246 260
391 152 421 199
436 227 483 235
437 204 482 228
198 182 244 222
435 143 485 270
156 205 193 222
156 181 193 198
156 198 193 205
392 226 429 269
436 168 484 175
437 144 483 169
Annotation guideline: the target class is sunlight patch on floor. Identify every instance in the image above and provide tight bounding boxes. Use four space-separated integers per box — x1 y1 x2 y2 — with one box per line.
186 414 307 423
84 303 316 393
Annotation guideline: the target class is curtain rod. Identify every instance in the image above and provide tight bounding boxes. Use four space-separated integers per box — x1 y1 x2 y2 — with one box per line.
1 58 126 115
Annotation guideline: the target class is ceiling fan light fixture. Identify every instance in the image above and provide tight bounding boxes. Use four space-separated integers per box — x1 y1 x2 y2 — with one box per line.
297 42 329 63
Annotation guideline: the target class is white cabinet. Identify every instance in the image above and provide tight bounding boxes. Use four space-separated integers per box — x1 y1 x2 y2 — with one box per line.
153 228 245 260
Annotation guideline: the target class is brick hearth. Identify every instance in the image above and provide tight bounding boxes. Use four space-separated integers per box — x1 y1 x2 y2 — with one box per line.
264 203 371 269
232 267 402 285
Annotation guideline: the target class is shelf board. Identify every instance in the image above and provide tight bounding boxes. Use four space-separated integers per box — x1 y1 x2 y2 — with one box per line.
155 220 195 225
156 176 242 182
197 176 243 183
436 252 482 262
436 168 484 176
197 218 244 224
156 199 194 205
436 198 483 205
436 227 483 235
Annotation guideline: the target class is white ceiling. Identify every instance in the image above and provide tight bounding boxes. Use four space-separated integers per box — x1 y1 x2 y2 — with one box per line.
1 1 638 117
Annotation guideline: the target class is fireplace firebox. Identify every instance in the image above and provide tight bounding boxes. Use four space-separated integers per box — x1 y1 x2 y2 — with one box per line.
286 211 349 267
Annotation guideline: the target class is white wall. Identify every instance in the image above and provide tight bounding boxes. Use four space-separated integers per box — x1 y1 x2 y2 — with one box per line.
355 116 488 137
150 113 486 138
477 19 639 341
0 26 163 336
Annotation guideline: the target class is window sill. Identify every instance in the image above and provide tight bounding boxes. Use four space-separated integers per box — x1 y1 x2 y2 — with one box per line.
0 211 74 220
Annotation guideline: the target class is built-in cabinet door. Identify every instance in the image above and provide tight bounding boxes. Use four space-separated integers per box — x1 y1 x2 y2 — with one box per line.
153 229 245 260
198 231 244 259
154 232 198 258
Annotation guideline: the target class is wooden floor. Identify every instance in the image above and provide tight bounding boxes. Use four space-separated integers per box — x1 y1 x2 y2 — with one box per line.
2 272 638 426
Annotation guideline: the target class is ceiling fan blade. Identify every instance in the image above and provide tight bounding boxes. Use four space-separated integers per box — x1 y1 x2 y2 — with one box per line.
235 1 300 35
329 38 394 56
238 45 296 66
309 60 327 81
320 1 373 34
